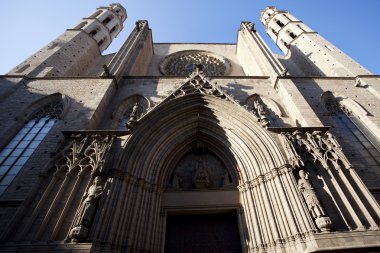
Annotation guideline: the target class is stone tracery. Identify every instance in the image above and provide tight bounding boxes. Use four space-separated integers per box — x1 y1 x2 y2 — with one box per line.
159 50 231 76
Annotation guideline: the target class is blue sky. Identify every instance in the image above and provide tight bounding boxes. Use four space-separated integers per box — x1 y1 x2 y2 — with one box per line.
0 0 379 74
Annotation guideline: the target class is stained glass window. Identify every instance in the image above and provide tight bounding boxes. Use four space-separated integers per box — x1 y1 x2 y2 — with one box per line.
0 101 63 195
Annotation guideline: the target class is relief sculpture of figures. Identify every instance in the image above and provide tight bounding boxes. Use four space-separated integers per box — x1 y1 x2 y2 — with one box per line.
298 170 332 231
193 159 210 189
68 176 104 242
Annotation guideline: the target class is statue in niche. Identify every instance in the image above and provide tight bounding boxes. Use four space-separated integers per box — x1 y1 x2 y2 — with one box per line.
69 176 104 242
193 158 210 189
298 170 325 218
252 95 270 128
297 170 332 231
126 102 140 130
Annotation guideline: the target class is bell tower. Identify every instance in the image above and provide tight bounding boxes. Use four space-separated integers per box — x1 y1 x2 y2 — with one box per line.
261 7 372 77
8 3 126 77
79 3 127 52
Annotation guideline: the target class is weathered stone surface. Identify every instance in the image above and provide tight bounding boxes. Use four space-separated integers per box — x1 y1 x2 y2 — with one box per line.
0 3 379 253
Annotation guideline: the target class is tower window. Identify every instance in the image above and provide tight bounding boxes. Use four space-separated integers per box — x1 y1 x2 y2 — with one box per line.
89 30 97 36
102 16 113 25
0 101 63 195
98 37 107 47
276 20 284 28
110 25 118 34
271 28 278 36
289 32 296 39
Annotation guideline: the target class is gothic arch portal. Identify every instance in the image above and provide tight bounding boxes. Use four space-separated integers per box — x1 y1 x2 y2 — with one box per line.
93 93 321 252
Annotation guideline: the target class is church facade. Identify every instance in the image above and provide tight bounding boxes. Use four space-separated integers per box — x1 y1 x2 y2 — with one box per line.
0 3 380 252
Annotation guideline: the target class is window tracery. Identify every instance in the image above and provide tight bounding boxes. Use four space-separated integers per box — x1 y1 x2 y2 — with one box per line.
159 50 231 76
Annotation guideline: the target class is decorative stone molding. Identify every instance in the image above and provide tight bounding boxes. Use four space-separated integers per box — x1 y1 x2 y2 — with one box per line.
135 20 147 31
159 64 236 105
238 165 291 192
279 129 350 170
56 133 116 175
159 50 231 76
354 77 368 88
110 169 161 193
56 132 118 242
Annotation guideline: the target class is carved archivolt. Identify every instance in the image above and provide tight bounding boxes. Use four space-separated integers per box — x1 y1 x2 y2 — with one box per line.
159 50 231 76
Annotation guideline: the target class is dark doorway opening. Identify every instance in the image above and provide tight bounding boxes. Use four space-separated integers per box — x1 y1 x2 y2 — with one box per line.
165 211 242 253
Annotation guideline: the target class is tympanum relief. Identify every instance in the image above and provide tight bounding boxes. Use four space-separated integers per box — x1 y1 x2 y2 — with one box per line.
168 150 233 190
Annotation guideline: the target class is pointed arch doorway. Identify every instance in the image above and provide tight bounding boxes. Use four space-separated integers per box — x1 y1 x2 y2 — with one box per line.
162 139 242 253
114 90 293 252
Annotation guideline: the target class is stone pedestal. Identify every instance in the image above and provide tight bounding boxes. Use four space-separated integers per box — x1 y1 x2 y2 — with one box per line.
315 217 332 232
69 225 89 242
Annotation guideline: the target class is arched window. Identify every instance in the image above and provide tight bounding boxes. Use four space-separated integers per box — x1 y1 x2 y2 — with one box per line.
102 15 113 25
323 92 380 198
89 30 97 37
110 25 118 34
0 101 63 195
113 95 150 130
98 37 107 47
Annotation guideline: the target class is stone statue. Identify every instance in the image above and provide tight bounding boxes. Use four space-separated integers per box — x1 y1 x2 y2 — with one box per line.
297 170 332 231
193 159 210 189
172 174 180 189
298 170 325 218
126 103 139 130
69 176 103 241
252 96 270 128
